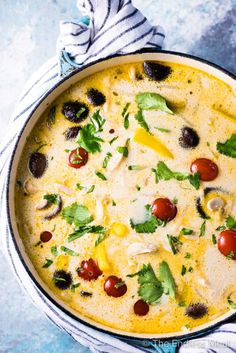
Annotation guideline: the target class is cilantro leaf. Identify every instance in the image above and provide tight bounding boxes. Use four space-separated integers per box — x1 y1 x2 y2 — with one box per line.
130 205 165 233
68 225 106 242
152 161 200 190
227 294 236 309
217 134 236 158
135 92 173 114
226 215 236 229
44 193 60 205
159 261 176 298
62 203 93 228
136 264 163 304
77 124 104 153
42 258 53 268
166 234 182 254
199 220 206 237
134 109 150 133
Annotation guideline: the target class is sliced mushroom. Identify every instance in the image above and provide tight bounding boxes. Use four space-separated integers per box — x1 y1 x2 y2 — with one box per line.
28 152 47 178
207 197 225 212
23 179 39 194
44 195 62 220
35 198 49 210
127 242 158 256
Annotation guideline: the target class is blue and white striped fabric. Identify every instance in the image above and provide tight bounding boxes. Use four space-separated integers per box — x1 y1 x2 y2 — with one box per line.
58 0 165 66
1 1 236 352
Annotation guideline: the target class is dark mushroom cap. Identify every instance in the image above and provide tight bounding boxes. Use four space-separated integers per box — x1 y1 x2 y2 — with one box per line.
143 61 172 81
87 88 106 106
53 270 72 290
179 127 200 149
185 303 208 319
64 126 81 140
62 101 89 123
28 152 47 178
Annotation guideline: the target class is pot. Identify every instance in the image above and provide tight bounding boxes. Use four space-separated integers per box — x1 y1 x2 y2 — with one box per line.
6 50 236 352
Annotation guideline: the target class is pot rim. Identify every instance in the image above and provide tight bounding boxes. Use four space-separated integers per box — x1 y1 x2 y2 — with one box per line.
6 49 236 342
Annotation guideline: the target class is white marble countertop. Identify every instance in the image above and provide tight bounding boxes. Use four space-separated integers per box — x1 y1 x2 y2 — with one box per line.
0 1 235 352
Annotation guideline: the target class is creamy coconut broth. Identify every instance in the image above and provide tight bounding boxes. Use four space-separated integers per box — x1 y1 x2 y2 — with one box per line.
15 61 236 334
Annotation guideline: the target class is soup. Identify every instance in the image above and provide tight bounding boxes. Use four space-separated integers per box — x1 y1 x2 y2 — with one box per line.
15 61 236 335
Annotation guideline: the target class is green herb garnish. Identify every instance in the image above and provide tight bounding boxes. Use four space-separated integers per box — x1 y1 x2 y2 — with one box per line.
128 165 142 171
112 200 116 206
152 161 200 190
167 234 182 254
76 107 86 119
76 183 84 190
135 92 173 114
155 127 171 133
51 245 58 256
90 110 105 132
159 261 176 298
109 136 118 145
184 252 192 259
102 152 112 168
60 246 78 256
70 283 80 293
77 124 104 153
181 228 193 235
122 103 130 130
227 294 236 309
136 185 141 191
44 193 60 205
62 203 93 228
86 185 95 194
134 109 150 133
68 225 106 242
181 265 187 276
42 258 53 268
226 251 235 260
226 215 236 229
130 205 166 234
95 233 106 246
95 170 107 180
217 134 236 158
199 220 206 237
47 106 56 127
212 234 217 245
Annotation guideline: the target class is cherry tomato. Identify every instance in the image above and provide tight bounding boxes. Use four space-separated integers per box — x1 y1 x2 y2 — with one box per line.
151 198 177 222
68 147 88 169
77 258 102 281
218 229 236 260
40 231 52 243
104 276 127 297
134 299 149 316
190 158 218 181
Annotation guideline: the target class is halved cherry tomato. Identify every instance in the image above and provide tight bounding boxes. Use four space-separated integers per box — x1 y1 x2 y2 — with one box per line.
151 198 177 222
40 231 52 243
104 276 127 297
218 229 236 260
77 258 102 281
68 147 88 168
134 299 149 316
190 158 218 181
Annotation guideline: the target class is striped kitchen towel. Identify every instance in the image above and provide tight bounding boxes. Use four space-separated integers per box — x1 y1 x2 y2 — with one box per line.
0 1 236 353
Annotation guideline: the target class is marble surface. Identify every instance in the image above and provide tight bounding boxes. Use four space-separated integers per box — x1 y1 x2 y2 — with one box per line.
0 0 236 352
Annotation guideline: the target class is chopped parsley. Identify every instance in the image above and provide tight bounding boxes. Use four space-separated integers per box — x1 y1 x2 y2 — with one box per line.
60 246 78 256
181 265 187 276
135 92 173 114
216 225 226 231
95 170 107 180
217 134 236 158
42 258 53 268
102 152 112 168
90 109 106 132
43 193 60 205
152 161 200 190
76 183 84 190
117 139 130 157
155 127 171 133
167 234 182 254
134 109 150 133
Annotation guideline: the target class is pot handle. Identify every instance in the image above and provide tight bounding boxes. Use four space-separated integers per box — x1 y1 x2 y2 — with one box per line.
58 16 90 77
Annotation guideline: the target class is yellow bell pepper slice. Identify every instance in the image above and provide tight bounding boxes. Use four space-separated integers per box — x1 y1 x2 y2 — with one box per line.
134 128 174 159
95 242 110 272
